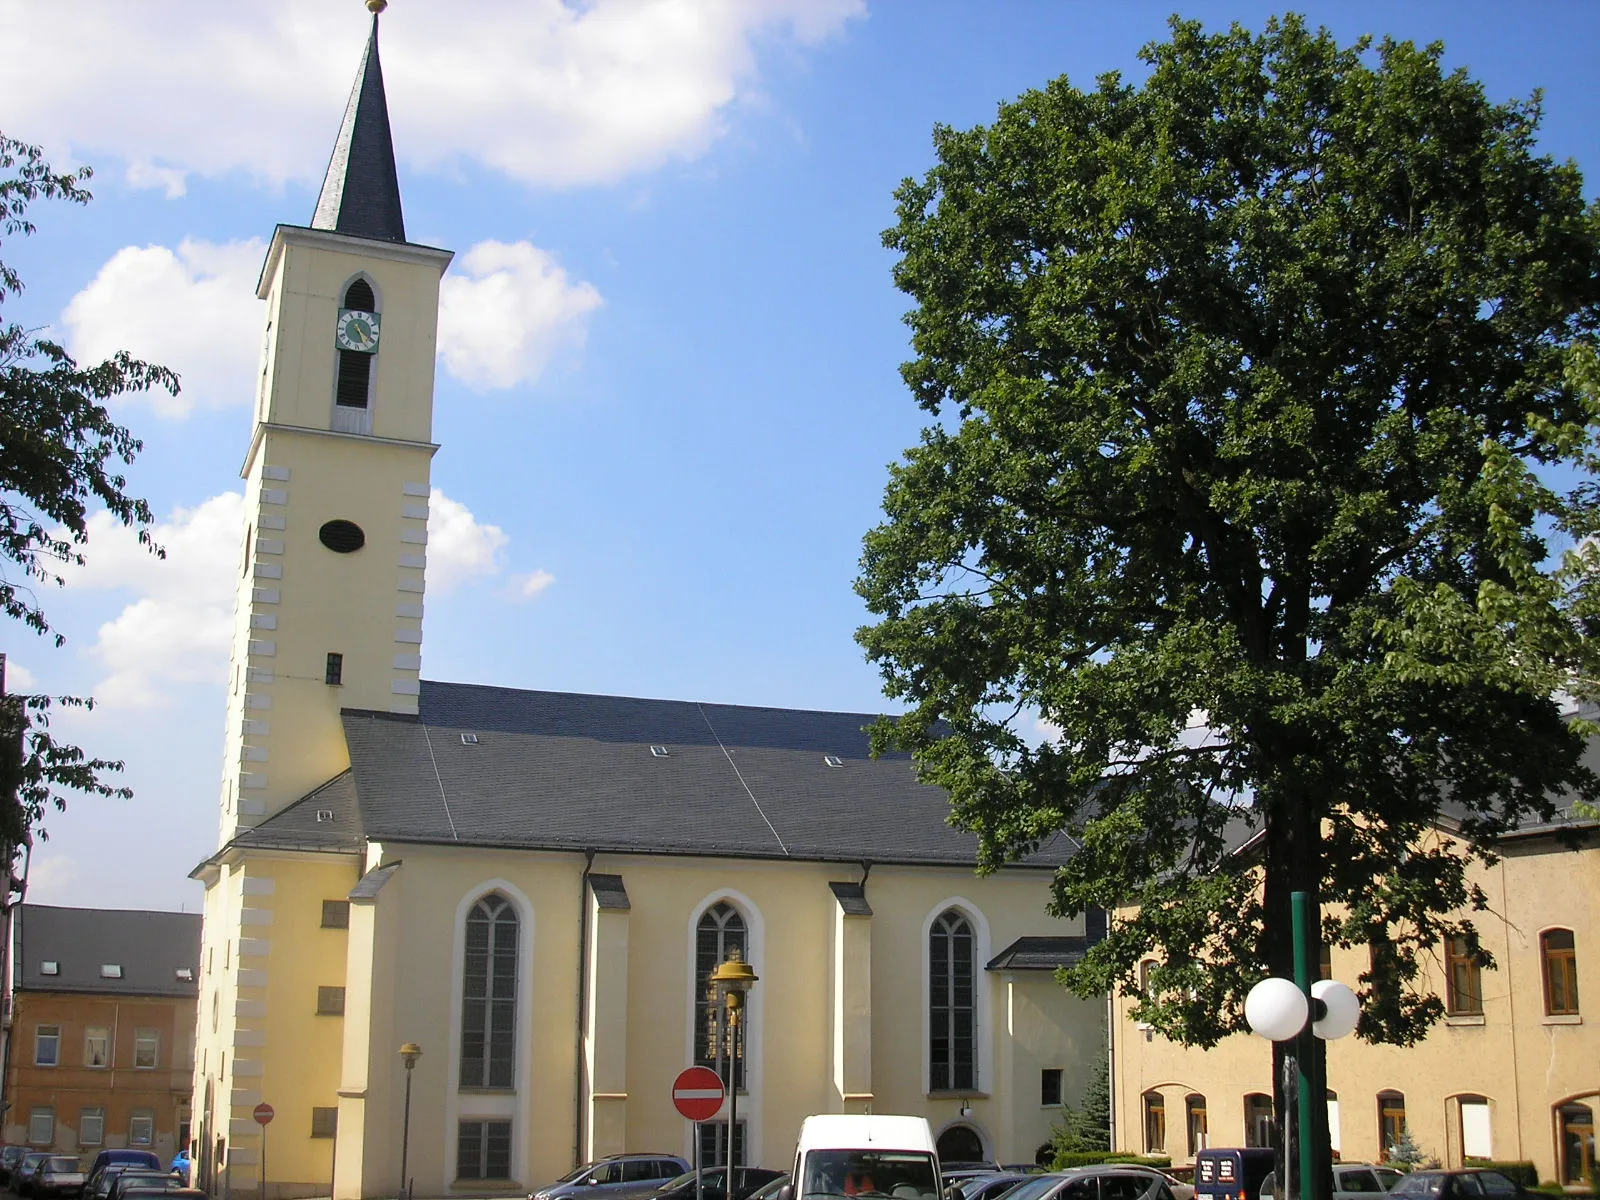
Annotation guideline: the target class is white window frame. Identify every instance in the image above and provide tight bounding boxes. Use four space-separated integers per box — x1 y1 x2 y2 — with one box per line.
80 1108 105 1146
919 899 992 1097
133 1028 159 1069
683 889 766 1167
28 1108 53 1145
34 1025 60 1067
85 1026 109 1069
129 1111 155 1146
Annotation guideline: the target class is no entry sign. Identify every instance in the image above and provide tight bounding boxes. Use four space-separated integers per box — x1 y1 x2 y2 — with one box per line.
671 1066 725 1121
253 1103 275 1126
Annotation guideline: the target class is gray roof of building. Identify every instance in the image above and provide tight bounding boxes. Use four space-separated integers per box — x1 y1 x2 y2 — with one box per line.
349 862 400 901
15 905 200 996
829 881 873 916
331 680 1075 868
311 14 406 243
233 772 364 855
986 935 1095 971
589 873 631 912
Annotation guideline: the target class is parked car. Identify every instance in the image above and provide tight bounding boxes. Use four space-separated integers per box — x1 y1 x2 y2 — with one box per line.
16 1152 53 1198
789 1114 941 1200
744 1175 789 1200
120 1190 207 1200
84 1156 160 1183
85 1165 141 1200
986 1168 1176 1200
0 1147 29 1186
1262 1164 1402 1200
1388 1171 1529 1200
33 1157 86 1199
649 1167 785 1200
532 1156 693 1200
1195 1151 1277 1200
107 1173 179 1200
948 1171 1037 1200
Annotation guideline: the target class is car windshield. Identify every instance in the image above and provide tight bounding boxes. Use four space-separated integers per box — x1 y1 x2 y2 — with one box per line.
47 1159 80 1171
1390 1178 1443 1198
802 1152 939 1200
998 1177 1067 1200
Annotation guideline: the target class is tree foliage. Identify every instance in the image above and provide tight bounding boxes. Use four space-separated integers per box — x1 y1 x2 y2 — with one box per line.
0 133 179 841
857 15 1600 1051
1049 1053 1112 1158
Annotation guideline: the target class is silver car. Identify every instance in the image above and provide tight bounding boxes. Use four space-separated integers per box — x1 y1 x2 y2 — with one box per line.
533 1156 693 1200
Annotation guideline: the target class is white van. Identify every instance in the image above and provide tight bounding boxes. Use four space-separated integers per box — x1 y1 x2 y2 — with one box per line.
783 1115 942 1200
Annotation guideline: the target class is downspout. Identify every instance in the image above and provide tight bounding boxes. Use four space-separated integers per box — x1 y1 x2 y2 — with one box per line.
572 849 597 1171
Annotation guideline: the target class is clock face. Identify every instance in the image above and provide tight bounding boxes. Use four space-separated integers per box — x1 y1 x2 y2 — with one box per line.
336 308 381 353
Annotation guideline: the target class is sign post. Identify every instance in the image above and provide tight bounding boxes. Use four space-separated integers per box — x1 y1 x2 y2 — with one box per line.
673 1068 726 1200
252 1103 274 1200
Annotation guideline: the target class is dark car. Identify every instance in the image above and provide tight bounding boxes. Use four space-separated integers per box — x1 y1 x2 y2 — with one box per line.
34 1158 86 1199
119 1189 207 1200
84 1157 159 1183
1 1148 29 1186
649 1167 784 1200
106 1173 178 1200
85 1165 139 1200
1388 1172 1528 1200
17 1153 53 1198
995 1169 1176 1200
532 1156 694 1200
950 1173 1036 1200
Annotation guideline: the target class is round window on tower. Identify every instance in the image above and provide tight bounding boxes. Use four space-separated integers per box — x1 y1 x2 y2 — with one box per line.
319 519 366 554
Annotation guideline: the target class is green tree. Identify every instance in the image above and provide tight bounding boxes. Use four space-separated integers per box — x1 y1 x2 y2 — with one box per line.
1050 1054 1111 1158
858 11 1600 1055
0 133 178 843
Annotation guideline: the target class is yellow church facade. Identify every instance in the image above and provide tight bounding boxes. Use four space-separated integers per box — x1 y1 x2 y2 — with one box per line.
190 12 1105 1199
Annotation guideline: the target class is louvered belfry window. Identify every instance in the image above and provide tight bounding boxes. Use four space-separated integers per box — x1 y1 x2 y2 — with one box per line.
929 908 976 1090
336 279 376 409
460 894 518 1088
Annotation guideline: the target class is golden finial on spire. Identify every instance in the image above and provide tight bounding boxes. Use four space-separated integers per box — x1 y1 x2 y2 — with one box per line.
367 0 387 13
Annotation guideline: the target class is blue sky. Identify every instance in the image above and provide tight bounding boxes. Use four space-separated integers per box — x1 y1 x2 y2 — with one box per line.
3 0 1599 911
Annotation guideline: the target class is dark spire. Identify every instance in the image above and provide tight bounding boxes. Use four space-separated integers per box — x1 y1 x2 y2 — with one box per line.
311 7 406 243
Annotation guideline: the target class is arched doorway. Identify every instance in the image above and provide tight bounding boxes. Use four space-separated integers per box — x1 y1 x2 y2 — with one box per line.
937 1124 986 1165
1559 1102 1595 1185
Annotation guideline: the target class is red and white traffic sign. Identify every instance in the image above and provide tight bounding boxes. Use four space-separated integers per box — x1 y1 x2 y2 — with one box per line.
253 1103 275 1126
671 1067 725 1121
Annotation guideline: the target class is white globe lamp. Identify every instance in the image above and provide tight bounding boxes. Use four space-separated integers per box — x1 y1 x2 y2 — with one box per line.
1245 976 1309 1041
1311 979 1361 1040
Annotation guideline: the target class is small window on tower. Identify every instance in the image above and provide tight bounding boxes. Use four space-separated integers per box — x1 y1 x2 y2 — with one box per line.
326 652 344 686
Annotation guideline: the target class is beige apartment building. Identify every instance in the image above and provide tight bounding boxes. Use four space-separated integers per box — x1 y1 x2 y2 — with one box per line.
3 905 201 1161
1111 809 1599 1185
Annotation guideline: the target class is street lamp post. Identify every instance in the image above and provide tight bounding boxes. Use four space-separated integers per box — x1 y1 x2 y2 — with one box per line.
709 950 760 1181
1244 893 1360 1200
398 1043 422 1200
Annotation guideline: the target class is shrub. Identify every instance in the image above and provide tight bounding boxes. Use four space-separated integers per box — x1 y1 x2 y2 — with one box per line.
1052 1153 1173 1170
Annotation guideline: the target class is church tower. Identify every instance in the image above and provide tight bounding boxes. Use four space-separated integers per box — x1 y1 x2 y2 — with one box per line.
193 7 452 1195
217 1 453 844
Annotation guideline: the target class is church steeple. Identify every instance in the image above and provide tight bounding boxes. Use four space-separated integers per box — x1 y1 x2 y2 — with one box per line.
311 1 406 243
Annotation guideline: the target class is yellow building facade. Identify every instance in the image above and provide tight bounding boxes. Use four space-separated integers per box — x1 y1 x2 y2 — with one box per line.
191 13 1105 1199
1110 820 1600 1186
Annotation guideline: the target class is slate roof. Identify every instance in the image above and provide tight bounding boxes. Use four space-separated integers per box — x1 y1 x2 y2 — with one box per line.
232 771 364 855
311 13 406 243
15 905 200 997
986 935 1095 971
322 680 1075 868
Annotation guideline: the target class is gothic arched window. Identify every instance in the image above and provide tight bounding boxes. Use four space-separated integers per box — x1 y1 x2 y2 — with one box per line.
460 894 517 1088
335 278 378 416
929 908 975 1091
694 902 747 1089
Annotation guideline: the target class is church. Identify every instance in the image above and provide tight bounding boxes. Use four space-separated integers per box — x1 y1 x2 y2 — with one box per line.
188 8 1103 1198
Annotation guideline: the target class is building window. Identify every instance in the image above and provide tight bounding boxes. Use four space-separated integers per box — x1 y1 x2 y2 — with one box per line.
130 1110 155 1146
1379 1092 1407 1161
1558 1102 1595 1185
1187 1094 1209 1156
322 900 351 929
695 901 748 1090
35 1025 60 1067
311 1108 338 1139
929 907 976 1091
317 986 346 1016
1041 1069 1063 1107
1445 935 1483 1015
1144 1092 1167 1154
84 1027 109 1068
325 653 343 686
28 1108 53 1145
460 894 518 1089
335 280 377 412
1458 1095 1492 1161
134 1028 159 1069
698 1120 747 1170
1543 930 1580 1016
39 961 58 976
456 1119 511 1180
100 964 122 979
80 1107 105 1146
1319 943 1333 981
1244 1093 1273 1148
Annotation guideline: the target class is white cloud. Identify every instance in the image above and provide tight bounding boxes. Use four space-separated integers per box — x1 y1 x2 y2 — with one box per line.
438 241 603 390
3 661 37 694
61 240 265 418
70 493 247 708
428 489 509 594
512 570 557 600
0 0 864 193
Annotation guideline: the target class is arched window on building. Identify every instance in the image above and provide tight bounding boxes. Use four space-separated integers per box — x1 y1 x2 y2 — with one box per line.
1143 1092 1167 1154
1543 930 1580 1016
1457 1095 1492 1162
460 893 518 1088
1378 1092 1407 1161
1186 1094 1208 1157
1559 1102 1594 1185
929 908 976 1091
1244 1094 1273 1149
334 277 379 431
695 901 748 1091
1445 934 1483 1016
